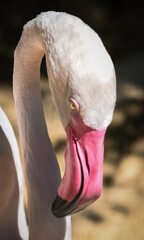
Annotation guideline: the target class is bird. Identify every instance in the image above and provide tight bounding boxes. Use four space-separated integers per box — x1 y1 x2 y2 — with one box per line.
13 11 116 239
0 107 71 240
0 107 28 240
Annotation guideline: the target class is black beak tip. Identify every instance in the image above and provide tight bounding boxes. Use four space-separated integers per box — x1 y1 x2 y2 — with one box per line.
51 195 69 218
52 194 82 218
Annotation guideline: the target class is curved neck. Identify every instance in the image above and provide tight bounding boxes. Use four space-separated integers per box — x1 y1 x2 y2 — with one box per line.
13 21 71 240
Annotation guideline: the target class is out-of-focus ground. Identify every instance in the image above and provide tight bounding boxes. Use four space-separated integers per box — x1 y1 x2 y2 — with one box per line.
0 1 144 239
0 52 144 240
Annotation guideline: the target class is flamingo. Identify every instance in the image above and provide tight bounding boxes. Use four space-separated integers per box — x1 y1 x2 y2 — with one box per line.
0 107 28 239
0 10 116 240
0 107 71 240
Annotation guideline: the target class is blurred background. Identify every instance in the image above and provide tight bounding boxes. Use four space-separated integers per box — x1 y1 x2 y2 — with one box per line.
0 0 144 239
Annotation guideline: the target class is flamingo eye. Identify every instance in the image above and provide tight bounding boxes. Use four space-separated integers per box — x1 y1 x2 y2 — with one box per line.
69 98 79 111
70 101 76 110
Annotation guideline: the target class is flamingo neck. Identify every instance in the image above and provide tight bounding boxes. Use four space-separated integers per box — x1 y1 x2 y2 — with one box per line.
13 19 71 240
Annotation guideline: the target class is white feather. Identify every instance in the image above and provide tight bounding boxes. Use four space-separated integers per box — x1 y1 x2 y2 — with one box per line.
0 107 29 240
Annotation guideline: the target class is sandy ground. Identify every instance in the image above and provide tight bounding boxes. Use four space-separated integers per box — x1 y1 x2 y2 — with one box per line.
0 53 144 239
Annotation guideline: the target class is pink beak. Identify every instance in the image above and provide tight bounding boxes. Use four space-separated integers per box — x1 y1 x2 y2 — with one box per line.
52 114 106 217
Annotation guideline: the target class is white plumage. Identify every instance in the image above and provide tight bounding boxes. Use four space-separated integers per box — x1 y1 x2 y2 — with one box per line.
0 11 116 240
0 107 28 240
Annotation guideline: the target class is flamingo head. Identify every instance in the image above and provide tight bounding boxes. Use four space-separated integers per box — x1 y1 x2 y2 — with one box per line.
45 12 117 217
51 64 116 218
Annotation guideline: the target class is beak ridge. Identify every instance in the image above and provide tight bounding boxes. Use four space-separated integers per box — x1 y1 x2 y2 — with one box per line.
52 126 106 217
